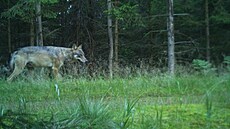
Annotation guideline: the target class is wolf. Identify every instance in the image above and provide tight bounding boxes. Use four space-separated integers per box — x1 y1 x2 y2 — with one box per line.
7 44 87 82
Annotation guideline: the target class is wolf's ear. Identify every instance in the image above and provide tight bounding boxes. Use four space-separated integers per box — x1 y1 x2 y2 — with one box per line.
72 44 78 50
77 44 82 49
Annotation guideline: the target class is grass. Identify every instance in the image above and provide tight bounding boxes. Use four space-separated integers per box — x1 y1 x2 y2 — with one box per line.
0 71 230 128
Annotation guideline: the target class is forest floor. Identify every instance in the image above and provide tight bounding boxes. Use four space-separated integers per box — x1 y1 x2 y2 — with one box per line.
0 74 230 128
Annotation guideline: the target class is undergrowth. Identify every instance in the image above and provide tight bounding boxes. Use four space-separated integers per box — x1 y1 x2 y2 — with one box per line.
0 64 230 128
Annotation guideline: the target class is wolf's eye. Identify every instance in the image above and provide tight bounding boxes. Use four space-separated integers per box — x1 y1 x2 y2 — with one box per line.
76 53 82 57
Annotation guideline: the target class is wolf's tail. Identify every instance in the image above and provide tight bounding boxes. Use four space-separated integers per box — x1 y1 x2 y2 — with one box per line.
9 51 18 69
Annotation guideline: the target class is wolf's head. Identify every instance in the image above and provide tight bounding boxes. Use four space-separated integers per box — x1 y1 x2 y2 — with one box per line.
71 44 88 63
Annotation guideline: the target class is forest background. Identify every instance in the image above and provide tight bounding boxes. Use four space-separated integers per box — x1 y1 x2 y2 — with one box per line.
0 1 230 128
0 0 230 72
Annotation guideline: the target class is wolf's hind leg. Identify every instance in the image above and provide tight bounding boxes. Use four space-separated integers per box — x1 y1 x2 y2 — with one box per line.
7 60 26 82
52 67 59 80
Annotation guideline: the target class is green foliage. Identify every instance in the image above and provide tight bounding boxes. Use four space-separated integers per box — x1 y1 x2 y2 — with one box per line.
1 0 34 21
223 56 230 71
0 108 43 128
72 96 117 129
223 56 230 65
192 59 216 74
1 0 230 65
150 0 166 15
106 3 144 28
192 59 212 70
1 0 58 22
112 4 138 20
40 0 58 4
211 10 230 24
210 0 230 24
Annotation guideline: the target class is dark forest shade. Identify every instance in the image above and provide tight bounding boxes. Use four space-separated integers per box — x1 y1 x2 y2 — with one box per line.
0 0 230 67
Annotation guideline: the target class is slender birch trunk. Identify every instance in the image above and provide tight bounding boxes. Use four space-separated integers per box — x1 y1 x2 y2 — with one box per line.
167 0 175 75
107 0 114 78
114 0 119 69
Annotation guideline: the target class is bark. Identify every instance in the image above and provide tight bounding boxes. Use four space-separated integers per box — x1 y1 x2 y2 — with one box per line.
114 15 119 68
167 0 175 75
8 17 11 54
88 0 95 59
30 19 35 46
35 0 43 46
114 0 119 69
205 0 210 62
107 0 114 78
7 0 11 54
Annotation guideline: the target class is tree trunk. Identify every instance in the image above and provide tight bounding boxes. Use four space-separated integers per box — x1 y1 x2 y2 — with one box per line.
30 18 35 46
7 0 11 54
205 0 210 62
8 14 11 54
35 0 43 46
167 0 175 75
107 0 114 79
114 0 119 69
88 0 95 60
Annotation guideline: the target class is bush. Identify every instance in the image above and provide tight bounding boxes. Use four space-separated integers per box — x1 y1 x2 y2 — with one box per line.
223 56 230 71
192 59 216 74
69 96 117 129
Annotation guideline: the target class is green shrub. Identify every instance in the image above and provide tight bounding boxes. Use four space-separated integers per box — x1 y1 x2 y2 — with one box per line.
64 96 117 129
223 56 230 71
0 108 44 129
223 56 230 65
192 59 216 74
